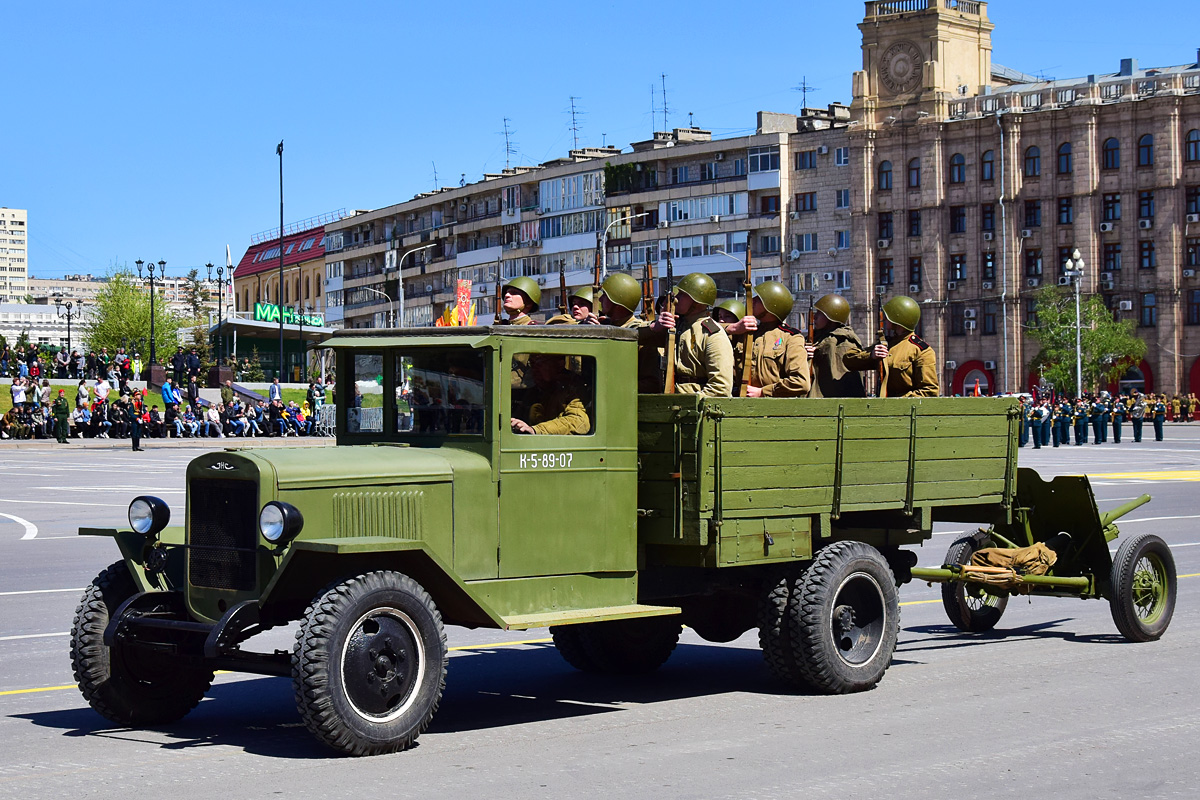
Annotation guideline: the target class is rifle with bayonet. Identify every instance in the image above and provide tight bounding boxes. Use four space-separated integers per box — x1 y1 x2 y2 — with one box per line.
494 259 505 325
876 288 887 398
737 247 754 397
664 238 676 394
642 257 655 322
558 263 568 318
593 232 603 320
808 295 817 387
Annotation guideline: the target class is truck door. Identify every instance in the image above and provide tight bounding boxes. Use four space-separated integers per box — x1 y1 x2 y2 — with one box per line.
498 346 622 578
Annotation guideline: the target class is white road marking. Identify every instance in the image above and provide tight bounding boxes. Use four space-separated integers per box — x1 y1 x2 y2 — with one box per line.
0 632 69 642
0 588 84 597
1111 542 1200 553
0 512 38 540
29 487 184 494
1118 514 1200 524
0 498 124 508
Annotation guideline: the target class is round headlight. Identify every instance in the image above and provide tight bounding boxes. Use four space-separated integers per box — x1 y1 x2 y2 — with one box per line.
128 496 170 537
259 501 303 544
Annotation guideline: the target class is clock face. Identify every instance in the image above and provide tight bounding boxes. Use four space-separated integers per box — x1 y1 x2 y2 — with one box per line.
880 41 924 96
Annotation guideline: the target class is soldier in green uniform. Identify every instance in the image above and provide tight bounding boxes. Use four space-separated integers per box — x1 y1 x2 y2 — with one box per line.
584 273 662 393
52 389 71 443
1017 398 1030 447
864 296 939 397
644 272 734 397
724 281 810 397
1153 394 1167 441
509 353 590 435
498 276 541 325
804 293 873 398
710 297 745 329
545 286 594 325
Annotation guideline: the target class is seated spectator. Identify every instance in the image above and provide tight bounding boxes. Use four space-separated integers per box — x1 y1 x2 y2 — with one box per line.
164 403 181 438
268 399 287 436
108 400 127 438
181 405 200 437
72 405 92 438
147 405 164 438
204 404 223 438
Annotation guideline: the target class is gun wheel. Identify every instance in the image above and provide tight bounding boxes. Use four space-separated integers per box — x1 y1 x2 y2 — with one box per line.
941 532 1008 632
70 561 213 725
293 571 447 756
1109 533 1176 642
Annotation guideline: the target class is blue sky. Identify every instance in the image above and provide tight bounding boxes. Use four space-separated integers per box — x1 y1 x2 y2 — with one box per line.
4 1 1198 280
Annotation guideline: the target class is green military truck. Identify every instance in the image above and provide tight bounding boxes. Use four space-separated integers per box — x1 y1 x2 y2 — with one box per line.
71 325 1177 756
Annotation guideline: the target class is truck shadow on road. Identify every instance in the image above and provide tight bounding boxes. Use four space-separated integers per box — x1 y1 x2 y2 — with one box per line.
12 640 846 759
898 619 1128 652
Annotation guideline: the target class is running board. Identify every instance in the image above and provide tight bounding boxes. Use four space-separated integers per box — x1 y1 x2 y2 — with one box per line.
502 604 681 631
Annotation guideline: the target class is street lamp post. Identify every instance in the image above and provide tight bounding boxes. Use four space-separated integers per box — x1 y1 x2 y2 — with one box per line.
135 259 165 366
600 211 650 280
206 262 234 365
53 294 83 357
713 249 753 309
361 286 395 328
390 242 435 328
1063 248 1085 396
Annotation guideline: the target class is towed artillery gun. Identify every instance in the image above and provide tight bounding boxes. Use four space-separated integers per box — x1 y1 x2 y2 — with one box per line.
70 325 1177 755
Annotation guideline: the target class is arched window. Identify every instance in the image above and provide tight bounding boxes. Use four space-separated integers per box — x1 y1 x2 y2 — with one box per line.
1103 137 1120 170
948 153 965 184
305 276 311 299
283 281 288 304
980 150 994 181
907 158 921 189
295 278 301 303
878 160 893 191
1024 146 1041 177
1187 130 1200 163
1057 142 1073 174
1138 134 1155 167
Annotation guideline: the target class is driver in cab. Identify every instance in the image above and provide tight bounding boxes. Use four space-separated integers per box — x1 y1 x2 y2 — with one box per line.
509 354 590 435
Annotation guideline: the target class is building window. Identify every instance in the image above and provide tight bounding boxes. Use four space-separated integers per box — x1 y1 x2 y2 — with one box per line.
1102 137 1120 170
1187 186 1200 215
1058 196 1074 225
796 233 819 252
907 158 921 189
701 162 718 181
733 158 746 176
981 203 995 231
1058 246 1074 275
795 150 817 170
1024 146 1041 177
835 147 850 166
836 230 851 249
1140 292 1157 327
981 150 995 182
949 153 966 184
949 254 967 281
1188 238 1200 267
950 206 967 233
671 166 690 184
1188 289 1200 325
879 258 894 286
950 304 965 336
983 301 997 335
1103 193 1122 221
748 145 780 172
1187 130 1200 163
1024 249 1043 277
793 192 816 212
835 189 850 209
759 235 780 254
908 257 922 288
1140 241 1157 269
1104 243 1123 271
908 210 922 237
1026 298 1039 327
1023 200 1042 228
1057 142 1073 175
1138 190 1155 219
878 160 893 191
878 212 894 240
1138 134 1155 167
982 251 996 280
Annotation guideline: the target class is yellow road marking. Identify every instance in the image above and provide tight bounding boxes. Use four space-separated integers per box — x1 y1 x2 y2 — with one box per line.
0 684 75 697
1090 470 1200 481
900 599 941 606
449 637 552 651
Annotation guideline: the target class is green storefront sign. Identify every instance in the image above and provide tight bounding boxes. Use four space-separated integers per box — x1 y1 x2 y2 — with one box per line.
254 302 324 327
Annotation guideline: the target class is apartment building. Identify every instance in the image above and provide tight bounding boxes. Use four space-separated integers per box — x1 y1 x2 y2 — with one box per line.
850 0 1200 396
0 208 28 302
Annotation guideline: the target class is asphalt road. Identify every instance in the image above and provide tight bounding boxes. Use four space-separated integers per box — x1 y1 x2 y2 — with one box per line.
0 431 1197 799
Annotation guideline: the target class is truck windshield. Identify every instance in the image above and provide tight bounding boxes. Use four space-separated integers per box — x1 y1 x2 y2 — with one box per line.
395 349 487 436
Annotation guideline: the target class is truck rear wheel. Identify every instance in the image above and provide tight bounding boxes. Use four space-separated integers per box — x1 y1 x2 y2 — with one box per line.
787 542 899 694
757 570 809 688
293 571 448 756
1109 533 1176 642
941 532 1008 632
550 617 681 674
70 561 214 725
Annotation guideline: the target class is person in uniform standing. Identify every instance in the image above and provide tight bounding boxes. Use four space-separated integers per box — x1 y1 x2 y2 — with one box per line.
1017 397 1029 447
644 272 734 397
583 273 663 393
545 286 593 325
1056 397 1073 446
1130 392 1146 442
1153 394 1167 441
124 397 144 451
804 294 873 398
1029 400 1045 449
1111 394 1126 443
723 281 810 397
52 390 71 444
497 277 541 325
863 296 939 397
1073 397 1088 445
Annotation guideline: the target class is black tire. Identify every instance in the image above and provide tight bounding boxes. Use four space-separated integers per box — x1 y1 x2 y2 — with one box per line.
757 569 810 687
292 571 448 756
1109 533 1177 642
70 561 214 725
787 541 900 694
941 532 1008 632
553 617 681 675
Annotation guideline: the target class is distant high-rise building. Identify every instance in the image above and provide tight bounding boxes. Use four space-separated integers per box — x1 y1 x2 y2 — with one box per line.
0 208 28 302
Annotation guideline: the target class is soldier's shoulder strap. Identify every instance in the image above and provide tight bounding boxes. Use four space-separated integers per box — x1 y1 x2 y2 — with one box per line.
778 324 800 336
907 333 930 351
700 317 721 335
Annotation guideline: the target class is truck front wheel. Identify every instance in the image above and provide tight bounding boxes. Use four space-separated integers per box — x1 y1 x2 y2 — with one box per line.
70 562 214 725
787 542 899 694
293 571 448 756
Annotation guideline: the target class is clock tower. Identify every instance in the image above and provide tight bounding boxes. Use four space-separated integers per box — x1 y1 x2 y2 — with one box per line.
852 0 994 123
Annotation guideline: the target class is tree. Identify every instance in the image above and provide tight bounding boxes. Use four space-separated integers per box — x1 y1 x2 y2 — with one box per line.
1027 285 1147 396
182 267 210 321
82 270 183 359
15 330 29 350
242 347 266 382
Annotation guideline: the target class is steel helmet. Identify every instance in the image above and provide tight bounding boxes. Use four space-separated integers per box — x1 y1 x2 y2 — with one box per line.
600 273 641 314
502 276 541 312
674 272 718 307
754 281 794 323
814 293 850 325
882 295 921 331
568 286 594 306
712 297 746 321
